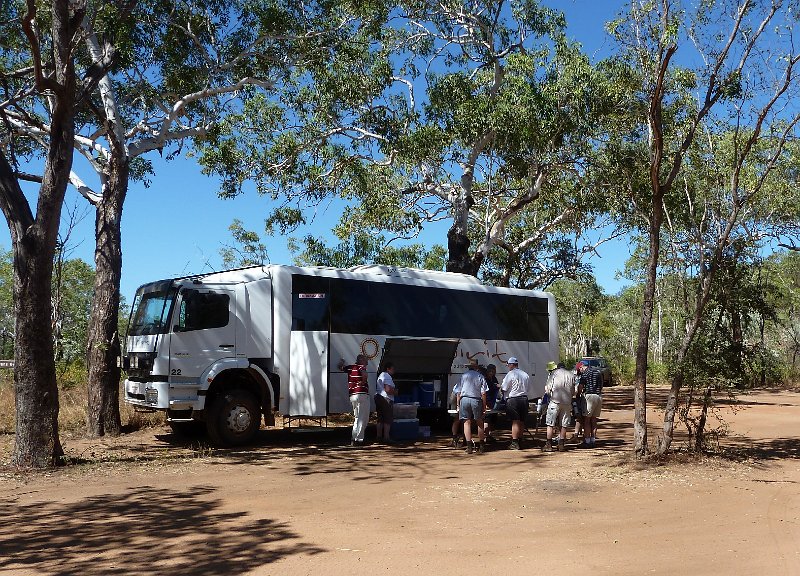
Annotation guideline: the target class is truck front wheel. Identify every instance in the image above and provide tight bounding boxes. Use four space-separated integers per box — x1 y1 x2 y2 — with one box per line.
207 388 261 446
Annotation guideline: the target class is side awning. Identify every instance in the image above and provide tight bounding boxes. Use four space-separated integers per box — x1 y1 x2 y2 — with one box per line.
378 337 460 376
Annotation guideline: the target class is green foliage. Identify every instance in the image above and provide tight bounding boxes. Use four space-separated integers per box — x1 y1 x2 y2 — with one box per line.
220 220 270 267
291 231 447 271
52 257 95 364
195 1 626 285
0 245 97 366
220 220 446 271
57 359 89 391
0 247 12 359
549 277 607 356
757 252 800 382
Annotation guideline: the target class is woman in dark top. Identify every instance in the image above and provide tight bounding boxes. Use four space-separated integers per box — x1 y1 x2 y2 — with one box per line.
482 364 500 444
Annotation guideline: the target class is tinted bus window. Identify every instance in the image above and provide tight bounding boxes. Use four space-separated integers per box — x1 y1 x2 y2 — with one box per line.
292 275 330 331
324 277 549 341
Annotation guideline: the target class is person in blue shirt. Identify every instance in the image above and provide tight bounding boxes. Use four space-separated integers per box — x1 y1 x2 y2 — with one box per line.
458 363 489 454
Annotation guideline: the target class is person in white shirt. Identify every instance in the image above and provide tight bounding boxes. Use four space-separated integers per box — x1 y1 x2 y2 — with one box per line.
457 364 489 454
501 357 530 450
375 362 396 444
543 361 575 452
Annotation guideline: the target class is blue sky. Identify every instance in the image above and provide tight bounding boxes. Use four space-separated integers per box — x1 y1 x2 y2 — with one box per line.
1 1 633 302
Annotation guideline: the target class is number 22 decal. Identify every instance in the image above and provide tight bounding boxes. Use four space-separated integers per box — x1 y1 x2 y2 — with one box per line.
171 369 182 375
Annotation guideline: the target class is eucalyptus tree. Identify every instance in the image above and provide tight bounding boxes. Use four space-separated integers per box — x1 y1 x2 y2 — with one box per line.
605 0 800 456
290 232 448 270
655 130 800 453
220 218 448 270
3 0 385 437
199 0 622 286
768 252 800 376
0 0 85 467
52 256 95 366
548 277 606 360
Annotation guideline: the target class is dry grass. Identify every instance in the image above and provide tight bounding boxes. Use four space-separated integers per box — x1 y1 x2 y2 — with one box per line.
0 371 13 435
0 371 164 437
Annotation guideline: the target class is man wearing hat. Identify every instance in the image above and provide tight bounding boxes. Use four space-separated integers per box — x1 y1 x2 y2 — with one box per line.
542 361 575 452
457 359 489 454
501 357 530 450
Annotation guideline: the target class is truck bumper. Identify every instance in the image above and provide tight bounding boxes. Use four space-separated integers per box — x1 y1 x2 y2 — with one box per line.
124 379 206 411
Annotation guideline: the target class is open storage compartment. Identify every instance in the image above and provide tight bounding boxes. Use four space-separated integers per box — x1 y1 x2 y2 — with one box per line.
379 337 459 429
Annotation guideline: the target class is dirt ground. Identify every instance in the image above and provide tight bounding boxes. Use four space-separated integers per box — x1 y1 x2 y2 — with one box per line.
0 385 798 576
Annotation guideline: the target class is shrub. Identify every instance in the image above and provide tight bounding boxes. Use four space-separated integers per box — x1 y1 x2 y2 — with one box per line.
0 366 165 437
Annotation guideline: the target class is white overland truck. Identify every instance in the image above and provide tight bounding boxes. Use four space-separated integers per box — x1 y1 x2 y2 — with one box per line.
122 264 559 446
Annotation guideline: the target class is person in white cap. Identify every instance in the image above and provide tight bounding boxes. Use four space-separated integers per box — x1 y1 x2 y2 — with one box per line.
458 360 489 454
543 361 575 452
501 357 530 450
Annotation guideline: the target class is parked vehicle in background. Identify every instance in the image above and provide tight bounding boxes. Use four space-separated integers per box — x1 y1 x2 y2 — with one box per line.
579 356 613 387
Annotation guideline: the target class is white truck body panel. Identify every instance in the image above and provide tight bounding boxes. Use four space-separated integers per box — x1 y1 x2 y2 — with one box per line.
123 264 560 429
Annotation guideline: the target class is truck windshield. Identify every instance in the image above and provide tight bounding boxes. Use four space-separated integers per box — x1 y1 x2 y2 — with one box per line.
129 288 175 336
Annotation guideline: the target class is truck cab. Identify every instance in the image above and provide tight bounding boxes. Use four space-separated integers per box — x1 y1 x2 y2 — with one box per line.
123 272 276 445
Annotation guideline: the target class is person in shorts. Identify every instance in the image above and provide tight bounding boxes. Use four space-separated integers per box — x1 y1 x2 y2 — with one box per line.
375 362 396 444
458 362 489 454
501 357 530 450
543 361 575 452
576 359 604 447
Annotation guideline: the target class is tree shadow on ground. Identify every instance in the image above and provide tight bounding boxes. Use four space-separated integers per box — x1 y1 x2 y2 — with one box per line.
71 384 797 481
720 436 800 463
0 486 324 575
146 423 561 482
714 391 799 408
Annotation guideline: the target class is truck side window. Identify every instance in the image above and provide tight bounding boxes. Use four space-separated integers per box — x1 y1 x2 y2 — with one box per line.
176 290 230 332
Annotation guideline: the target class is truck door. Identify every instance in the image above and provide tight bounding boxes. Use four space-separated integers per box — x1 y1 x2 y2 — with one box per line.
169 287 236 379
289 289 329 417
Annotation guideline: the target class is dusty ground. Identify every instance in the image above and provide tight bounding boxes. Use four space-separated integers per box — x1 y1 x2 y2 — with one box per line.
0 386 798 576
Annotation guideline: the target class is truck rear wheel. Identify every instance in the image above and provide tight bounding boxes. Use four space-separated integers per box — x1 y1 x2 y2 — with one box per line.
206 388 261 446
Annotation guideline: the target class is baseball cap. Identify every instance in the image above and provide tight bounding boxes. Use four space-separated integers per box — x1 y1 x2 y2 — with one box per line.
507 357 518 365
546 361 557 371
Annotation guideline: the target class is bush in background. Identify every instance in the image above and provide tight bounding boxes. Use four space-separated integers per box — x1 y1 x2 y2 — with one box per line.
0 369 164 437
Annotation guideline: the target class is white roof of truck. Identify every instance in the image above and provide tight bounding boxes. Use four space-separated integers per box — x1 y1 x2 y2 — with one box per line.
166 264 550 299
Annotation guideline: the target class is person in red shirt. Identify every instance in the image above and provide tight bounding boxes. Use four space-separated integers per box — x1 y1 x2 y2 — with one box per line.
340 354 370 446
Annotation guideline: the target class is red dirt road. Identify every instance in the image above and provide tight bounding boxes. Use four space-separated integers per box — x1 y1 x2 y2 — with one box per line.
1 386 798 575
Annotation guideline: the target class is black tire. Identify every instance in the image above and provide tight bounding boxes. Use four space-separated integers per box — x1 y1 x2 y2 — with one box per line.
206 388 261 446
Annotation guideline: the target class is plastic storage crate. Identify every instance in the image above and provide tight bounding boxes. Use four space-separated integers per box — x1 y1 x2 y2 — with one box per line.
393 402 418 419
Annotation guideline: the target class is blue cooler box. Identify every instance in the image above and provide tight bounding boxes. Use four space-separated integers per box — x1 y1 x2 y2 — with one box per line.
391 418 419 441
417 382 435 407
